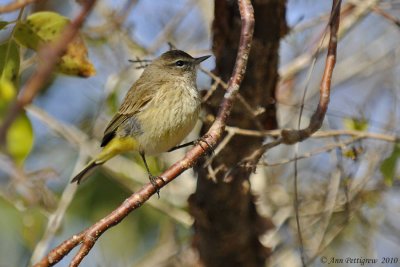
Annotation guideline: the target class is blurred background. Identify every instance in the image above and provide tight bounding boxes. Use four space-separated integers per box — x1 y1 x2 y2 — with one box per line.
0 0 399 266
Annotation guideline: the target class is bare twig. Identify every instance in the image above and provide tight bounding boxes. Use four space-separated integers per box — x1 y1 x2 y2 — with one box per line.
29 154 84 265
86 0 138 35
372 5 400 27
292 3 341 263
259 136 362 167
33 0 254 266
312 130 398 142
147 0 197 53
280 0 379 82
203 129 235 167
0 0 97 145
225 126 399 143
0 0 42 13
200 67 265 129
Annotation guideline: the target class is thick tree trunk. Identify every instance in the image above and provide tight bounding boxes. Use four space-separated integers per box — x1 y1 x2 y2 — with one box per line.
189 1 288 266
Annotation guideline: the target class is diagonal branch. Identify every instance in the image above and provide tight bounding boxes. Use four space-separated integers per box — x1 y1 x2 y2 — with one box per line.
0 0 97 145
33 0 254 266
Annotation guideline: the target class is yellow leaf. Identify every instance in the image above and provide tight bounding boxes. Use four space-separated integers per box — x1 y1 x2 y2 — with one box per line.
342 146 363 161
14 11 96 77
0 78 16 108
25 11 69 41
6 113 34 165
343 117 368 131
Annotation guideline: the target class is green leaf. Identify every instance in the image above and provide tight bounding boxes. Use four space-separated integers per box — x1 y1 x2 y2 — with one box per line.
0 40 20 83
343 118 368 131
14 22 43 50
6 112 34 165
0 21 9 30
380 143 400 186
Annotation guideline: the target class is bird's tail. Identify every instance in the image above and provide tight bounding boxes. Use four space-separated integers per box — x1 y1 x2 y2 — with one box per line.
71 137 139 184
71 160 103 184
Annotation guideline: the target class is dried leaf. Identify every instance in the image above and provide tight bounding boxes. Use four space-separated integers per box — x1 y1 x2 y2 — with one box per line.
59 36 96 77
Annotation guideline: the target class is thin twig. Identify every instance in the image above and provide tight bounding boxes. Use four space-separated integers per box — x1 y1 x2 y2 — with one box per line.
147 0 197 53
225 126 399 143
292 2 342 265
86 0 138 34
33 0 254 266
280 0 379 82
29 153 84 264
0 0 42 13
203 129 235 167
0 0 97 145
372 5 400 27
200 67 264 128
293 145 305 267
259 136 362 167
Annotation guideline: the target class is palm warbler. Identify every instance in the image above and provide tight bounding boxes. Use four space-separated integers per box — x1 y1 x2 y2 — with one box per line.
71 50 210 184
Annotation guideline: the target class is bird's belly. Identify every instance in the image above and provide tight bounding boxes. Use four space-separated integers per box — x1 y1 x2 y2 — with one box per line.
136 98 200 155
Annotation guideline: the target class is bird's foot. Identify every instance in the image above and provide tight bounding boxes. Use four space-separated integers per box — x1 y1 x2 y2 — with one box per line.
194 134 214 156
149 174 161 198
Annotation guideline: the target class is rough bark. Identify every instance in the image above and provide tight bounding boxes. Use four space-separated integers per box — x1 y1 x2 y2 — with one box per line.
189 1 288 267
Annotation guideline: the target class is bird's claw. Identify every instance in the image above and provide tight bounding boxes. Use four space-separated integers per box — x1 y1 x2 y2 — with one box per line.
195 134 214 156
149 175 161 198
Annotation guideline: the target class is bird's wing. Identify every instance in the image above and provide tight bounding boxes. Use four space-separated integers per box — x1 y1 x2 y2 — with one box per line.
101 79 159 147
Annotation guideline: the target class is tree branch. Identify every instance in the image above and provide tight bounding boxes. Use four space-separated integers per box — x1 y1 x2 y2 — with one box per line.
33 0 254 266
281 0 342 144
0 0 97 145
243 0 342 168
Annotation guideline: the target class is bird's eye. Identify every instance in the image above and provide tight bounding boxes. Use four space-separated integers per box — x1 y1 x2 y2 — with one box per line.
175 60 185 67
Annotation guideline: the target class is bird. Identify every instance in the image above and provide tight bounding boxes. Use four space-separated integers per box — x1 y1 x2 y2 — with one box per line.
71 50 210 187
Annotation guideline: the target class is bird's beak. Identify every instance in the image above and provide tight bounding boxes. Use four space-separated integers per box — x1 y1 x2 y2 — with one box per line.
194 55 211 64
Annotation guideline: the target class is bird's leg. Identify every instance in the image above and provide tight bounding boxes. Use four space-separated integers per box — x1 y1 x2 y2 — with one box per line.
167 141 195 152
168 135 213 155
140 151 160 198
